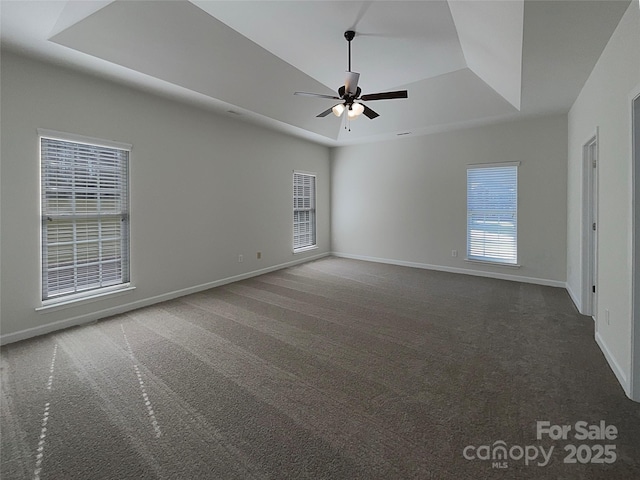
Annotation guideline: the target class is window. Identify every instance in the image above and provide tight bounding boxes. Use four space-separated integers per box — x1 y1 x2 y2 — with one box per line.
466 163 518 265
293 171 316 252
40 131 131 302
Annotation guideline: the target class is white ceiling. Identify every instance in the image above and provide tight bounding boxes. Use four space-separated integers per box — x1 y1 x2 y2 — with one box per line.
0 0 631 146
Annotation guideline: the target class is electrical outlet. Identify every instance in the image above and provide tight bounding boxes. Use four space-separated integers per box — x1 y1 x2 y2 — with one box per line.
238 254 243 263
451 250 458 257
257 252 262 259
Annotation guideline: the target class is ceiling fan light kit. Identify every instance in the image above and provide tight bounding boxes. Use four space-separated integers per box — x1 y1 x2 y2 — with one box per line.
347 102 365 119
294 30 408 124
332 104 346 117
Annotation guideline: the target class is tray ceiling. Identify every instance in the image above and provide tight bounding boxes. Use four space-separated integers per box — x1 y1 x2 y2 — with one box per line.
0 0 632 145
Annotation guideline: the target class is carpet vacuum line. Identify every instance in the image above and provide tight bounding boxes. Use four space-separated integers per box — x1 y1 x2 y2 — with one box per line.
121 324 162 438
32 343 57 480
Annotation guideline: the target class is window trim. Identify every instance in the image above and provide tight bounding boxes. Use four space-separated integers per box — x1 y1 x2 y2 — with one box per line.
36 285 136 312
38 129 133 307
292 170 317 253
466 161 520 266
38 129 132 152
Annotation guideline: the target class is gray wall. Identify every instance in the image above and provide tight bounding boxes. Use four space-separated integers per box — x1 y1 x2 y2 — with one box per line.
331 115 568 285
567 2 640 397
0 51 330 342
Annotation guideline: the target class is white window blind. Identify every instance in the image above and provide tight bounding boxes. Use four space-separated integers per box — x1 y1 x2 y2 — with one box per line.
467 164 518 265
293 172 316 251
41 135 130 301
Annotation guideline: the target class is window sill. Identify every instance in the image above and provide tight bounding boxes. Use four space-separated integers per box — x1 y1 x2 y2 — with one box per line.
464 258 521 269
36 285 135 313
293 245 318 254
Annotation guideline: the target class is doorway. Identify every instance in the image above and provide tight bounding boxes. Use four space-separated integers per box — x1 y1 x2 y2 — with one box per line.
584 134 598 320
631 89 640 401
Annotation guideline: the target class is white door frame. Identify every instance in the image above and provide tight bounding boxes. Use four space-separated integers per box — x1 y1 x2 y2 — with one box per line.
582 131 599 318
630 83 640 402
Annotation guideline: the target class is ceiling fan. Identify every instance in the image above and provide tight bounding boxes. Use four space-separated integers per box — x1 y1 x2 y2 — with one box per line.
294 30 408 120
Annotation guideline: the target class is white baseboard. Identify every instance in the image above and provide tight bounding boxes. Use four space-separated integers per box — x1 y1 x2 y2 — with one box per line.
0 252 330 345
331 252 566 288
595 332 630 397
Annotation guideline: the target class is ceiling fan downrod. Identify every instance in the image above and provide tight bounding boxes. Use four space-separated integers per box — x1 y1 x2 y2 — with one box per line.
344 30 355 72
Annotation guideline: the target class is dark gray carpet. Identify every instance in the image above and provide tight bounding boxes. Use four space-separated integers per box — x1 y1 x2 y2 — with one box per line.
2 257 639 479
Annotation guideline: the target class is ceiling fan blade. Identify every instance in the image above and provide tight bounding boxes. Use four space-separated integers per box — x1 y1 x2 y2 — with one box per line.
294 92 341 100
317 106 338 117
344 71 360 95
362 104 379 119
360 90 408 101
